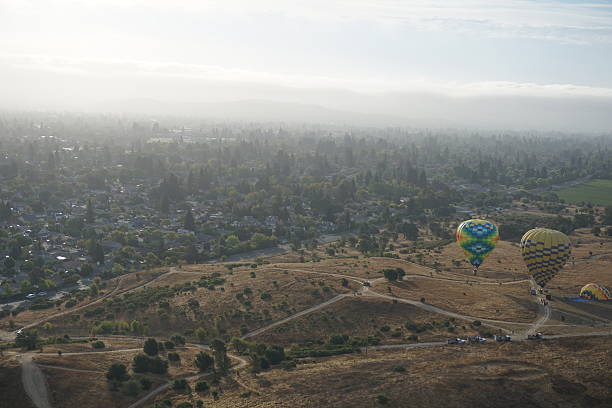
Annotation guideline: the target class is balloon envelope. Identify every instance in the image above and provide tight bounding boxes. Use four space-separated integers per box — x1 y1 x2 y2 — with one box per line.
520 228 571 287
579 283 610 300
456 219 499 269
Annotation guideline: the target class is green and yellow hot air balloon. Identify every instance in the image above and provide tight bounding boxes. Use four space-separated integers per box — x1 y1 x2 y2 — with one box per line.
520 228 571 287
456 219 499 274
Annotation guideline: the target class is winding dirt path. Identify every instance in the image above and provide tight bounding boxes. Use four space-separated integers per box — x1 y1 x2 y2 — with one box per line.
242 294 350 339
18 354 52 408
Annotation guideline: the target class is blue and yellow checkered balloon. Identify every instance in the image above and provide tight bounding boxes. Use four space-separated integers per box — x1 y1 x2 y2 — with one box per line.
456 219 499 271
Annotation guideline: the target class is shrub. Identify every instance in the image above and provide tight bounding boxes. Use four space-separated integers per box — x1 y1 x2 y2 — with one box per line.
172 378 188 391
65 299 77 308
375 394 389 404
194 351 214 372
143 338 159 356
171 335 185 346
122 379 141 397
164 340 175 350
148 357 168 374
195 381 209 392
168 352 180 362
392 365 406 372
133 354 150 373
91 340 105 349
176 403 193 408
140 377 152 390
106 363 128 382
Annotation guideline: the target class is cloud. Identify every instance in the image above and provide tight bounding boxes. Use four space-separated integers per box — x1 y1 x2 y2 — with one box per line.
4 0 609 44
2 53 612 99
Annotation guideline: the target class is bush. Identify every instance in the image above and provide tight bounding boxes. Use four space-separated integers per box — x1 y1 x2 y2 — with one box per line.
168 352 180 362
195 351 214 372
122 379 141 397
392 365 406 372
106 363 129 382
91 340 105 349
143 338 159 356
172 378 189 391
375 394 389 404
133 354 150 373
148 357 168 374
140 377 152 390
171 335 185 346
195 381 209 392
164 340 175 350
65 299 77 308
176 403 193 408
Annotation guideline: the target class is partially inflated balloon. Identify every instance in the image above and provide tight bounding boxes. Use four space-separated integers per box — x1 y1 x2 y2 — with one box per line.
579 283 611 300
520 228 571 287
456 219 499 271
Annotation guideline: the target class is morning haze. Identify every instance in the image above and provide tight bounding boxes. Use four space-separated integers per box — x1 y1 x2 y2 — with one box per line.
1 1 611 408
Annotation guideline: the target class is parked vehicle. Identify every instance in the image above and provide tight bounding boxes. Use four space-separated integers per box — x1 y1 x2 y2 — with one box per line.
36 292 47 297
362 281 371 287
447 338 467 345
495 335 512 342
469 336 487 343
25 293 36 299
527 333 544 340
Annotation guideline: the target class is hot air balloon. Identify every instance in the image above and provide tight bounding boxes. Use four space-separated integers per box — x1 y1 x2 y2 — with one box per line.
456 219 499 275
520 228 571 287
579 283 611 300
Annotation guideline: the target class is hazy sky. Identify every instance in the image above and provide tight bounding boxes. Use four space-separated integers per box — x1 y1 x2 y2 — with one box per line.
2 0 612 130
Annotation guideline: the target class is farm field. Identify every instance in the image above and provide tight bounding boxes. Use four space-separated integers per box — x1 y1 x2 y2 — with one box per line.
556 179 612 206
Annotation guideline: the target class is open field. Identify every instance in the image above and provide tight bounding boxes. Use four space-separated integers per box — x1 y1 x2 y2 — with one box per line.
160 336 612 408
556 179 612 206
252 296 490 346
42 267 359 339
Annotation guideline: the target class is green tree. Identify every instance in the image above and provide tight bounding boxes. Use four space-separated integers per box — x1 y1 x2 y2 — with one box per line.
143 338 159 356
383 268 398 281
211 339 231 373
194 351 214 372
106 363 128 382
15 330 39 350
184 208 196 231
86 199 95 224
132 354 150 373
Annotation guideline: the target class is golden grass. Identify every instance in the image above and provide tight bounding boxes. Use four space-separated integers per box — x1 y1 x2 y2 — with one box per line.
192 336 612 408
252 296 486 345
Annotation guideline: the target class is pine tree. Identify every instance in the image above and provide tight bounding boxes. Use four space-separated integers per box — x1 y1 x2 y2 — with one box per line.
160 194 169 214
184 208 195 231
86 199 95 224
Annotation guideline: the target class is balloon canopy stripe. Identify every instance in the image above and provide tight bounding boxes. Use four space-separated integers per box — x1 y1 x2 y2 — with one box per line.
520 228 571 287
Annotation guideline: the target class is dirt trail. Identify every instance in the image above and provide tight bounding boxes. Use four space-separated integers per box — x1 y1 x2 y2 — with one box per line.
18 354 52 408
525 278 551 335
242 293 350 339
17 268 181 336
